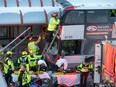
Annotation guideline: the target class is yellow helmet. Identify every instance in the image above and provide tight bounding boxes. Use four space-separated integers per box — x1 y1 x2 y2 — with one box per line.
22 51 27 55
6 51 12 55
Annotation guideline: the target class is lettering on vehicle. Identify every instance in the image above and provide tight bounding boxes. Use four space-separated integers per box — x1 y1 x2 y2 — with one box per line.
65 36 73 39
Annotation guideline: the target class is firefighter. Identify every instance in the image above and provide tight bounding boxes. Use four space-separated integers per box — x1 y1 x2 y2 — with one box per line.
18 51 29 71
47 12 60 43
18 64 31 87
28 35 41 55
77 57 94 87
4 51 14 87
28 50 42 72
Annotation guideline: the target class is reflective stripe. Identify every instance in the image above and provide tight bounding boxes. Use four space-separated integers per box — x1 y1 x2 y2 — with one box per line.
28 55 37 67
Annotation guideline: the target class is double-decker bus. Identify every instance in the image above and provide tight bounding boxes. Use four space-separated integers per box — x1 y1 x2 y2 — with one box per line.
58 0 116 67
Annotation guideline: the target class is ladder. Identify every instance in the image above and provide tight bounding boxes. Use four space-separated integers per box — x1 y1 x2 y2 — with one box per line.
42 29 60 57
0 27 32 59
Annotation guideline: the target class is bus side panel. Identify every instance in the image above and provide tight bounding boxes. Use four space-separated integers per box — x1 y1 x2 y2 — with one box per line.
61 25 84 40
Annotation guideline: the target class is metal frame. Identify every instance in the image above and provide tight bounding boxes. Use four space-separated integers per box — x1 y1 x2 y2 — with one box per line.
0 27 31 53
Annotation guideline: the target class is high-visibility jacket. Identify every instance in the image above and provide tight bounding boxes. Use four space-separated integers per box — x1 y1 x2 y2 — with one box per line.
28 41 39 54
78 62 94 71
18 56 28 65
18 56 29 71
4 58 14 74
47 17 60 31
88 62 94 70
18 69 31 86
28 54 42 67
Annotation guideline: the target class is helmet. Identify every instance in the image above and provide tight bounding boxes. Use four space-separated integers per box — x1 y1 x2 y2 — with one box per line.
51 12 58 17
6 51 12 55
22 51 27 56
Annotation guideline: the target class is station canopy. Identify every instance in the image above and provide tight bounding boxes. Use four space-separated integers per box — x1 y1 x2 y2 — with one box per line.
0 0 63 25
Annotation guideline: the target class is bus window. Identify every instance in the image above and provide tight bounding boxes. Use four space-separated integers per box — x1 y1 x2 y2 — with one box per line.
63 11 84 25
61 40 82 55
87 11 108 23
109 10 116 23
110 10 116 17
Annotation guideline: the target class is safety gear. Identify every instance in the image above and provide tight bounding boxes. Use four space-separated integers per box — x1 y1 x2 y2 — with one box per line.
18 57 28 65
47 17 60 31
18 69 31 86
28 42 39 54
28 54 42 67
51 12 58 17
18 51 28 70
77 61 94 71
22 51 27 56
6 51 12 55
4 58 14 74
88 61 94 70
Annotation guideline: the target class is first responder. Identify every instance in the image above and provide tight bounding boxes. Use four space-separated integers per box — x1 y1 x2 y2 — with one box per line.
47 12 60 43
18 51 29 71
77 56 94 87
28 35 41 55
18 64 31 87
4 51 14 87
28 50 42 72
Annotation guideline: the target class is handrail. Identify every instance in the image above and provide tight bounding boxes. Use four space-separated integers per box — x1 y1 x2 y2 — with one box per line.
10 32 33 51
0 27 31 53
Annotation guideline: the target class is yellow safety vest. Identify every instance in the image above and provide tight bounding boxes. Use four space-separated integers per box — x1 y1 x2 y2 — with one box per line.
28 55 42 67
18 56 29 71
48 17 60 31
28 41 39 54
18 69 31 86
4 58 14 74
78 62 94 70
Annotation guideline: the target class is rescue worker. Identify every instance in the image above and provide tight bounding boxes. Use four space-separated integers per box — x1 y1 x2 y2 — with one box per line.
47 12 60 43
4 51 14 87
77 56 94 87
18 64 31 87
28 35 41 55
28 50 42 72
18 51 29 71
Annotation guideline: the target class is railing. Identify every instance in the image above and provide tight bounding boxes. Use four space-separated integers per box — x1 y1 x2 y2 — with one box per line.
0 27 32 59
